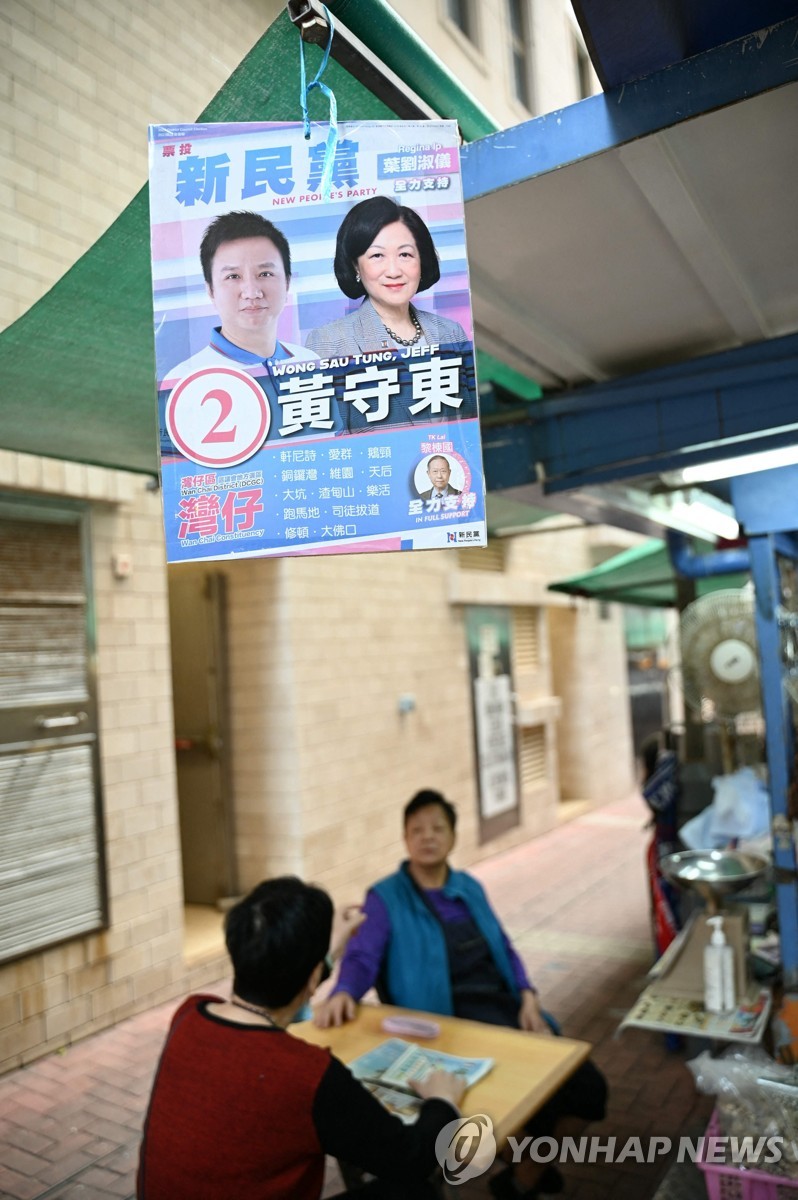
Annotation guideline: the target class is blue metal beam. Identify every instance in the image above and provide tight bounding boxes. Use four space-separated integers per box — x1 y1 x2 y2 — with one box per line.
479 334 798 494
462 17 798 202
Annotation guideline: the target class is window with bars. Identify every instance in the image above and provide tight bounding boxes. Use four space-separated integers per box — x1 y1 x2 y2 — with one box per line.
508 0 532 110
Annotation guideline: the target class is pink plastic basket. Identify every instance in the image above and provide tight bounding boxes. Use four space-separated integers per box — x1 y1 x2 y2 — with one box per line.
698 1110 798 1200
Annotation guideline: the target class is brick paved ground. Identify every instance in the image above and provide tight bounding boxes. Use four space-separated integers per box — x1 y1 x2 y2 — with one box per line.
0 793 713 1200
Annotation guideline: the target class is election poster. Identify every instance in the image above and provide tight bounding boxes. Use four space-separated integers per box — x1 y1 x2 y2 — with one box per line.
148 120 487 562
465 606 520 833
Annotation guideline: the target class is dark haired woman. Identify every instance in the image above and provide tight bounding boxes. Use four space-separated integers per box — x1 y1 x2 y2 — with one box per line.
137 876 463 1199
306 195 470 356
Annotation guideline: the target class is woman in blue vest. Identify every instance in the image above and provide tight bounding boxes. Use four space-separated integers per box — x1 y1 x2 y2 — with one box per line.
315 789 607 1199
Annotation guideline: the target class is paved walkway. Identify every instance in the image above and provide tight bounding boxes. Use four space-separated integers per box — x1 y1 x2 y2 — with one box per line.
0 793 713 1199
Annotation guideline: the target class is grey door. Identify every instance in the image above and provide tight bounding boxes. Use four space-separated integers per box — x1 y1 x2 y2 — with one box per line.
168 568 235 905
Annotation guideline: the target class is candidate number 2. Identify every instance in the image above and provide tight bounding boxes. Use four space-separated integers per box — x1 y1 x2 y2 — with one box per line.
201 389 238 443
165 366 270 468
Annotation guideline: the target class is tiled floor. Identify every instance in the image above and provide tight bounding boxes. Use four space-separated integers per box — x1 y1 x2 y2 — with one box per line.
0 792 713 1200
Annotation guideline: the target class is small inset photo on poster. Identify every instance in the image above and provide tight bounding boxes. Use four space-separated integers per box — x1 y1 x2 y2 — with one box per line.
413 453 465 500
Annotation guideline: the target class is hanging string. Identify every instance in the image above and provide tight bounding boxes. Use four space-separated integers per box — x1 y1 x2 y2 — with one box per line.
299 6 338 202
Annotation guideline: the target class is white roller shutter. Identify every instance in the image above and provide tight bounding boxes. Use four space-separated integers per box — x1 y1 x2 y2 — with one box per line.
0 507 105 962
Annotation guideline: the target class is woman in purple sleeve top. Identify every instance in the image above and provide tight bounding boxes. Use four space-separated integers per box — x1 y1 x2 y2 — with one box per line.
315 789 607 1200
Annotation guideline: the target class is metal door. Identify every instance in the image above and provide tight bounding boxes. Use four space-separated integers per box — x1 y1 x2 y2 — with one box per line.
0 501 106 962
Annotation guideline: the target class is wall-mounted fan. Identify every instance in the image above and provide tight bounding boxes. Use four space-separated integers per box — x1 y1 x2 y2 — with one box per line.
674 588 761 772
679 589 760 718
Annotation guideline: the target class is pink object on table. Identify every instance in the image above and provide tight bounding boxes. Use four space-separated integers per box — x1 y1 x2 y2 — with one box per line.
380 1016 441 1039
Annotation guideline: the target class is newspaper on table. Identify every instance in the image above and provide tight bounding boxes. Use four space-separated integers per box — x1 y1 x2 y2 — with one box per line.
349 1037 493 1124
619 986 772 1043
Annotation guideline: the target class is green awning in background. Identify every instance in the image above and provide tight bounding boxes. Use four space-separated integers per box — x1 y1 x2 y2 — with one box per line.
624 606 668 650
485 494 561 534
476 349 543 402
548 538 749 608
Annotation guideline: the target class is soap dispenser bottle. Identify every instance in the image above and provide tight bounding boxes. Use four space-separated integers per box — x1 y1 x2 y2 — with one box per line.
704 915 735 1014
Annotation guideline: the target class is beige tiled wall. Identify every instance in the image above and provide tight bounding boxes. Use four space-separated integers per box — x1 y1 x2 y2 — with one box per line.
216 525 636 914
223 556 305 887
218 547 480 896
549 599 634 802
0 0 282 330
388 0 599 127
528 525 637 802
289 548 480 895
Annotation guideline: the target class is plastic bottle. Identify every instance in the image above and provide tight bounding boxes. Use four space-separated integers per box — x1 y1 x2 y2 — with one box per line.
720 919 737 1013
704 915 736 1014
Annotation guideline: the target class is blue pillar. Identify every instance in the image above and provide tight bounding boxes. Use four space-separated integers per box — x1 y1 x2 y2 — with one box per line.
746 534 798 987
730 457 798 991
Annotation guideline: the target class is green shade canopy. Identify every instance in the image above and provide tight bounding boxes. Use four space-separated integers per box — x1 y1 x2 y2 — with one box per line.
485 494 561 534
548 538 749 608
476 350 543 402
0 7 498 476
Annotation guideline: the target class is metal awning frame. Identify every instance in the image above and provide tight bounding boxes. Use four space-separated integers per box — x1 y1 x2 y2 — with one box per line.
287 0 440 121
463 16 798 205
479 332 798 498
292 0 499 142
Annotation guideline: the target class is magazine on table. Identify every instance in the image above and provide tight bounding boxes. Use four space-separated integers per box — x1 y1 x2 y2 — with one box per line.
348 1038 493 1124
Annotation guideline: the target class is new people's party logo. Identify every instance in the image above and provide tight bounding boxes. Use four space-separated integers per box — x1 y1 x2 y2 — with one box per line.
435 1114 497 1185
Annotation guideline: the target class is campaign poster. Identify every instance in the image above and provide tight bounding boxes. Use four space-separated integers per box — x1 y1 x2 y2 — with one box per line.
147 120 487 562
465 606 520 828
